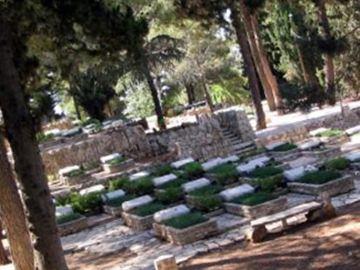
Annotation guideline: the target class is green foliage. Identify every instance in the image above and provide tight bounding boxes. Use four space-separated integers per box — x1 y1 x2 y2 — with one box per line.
131 202 165 217
315 129 344 138
67 169 85 178
155 187 183 204
123 177 154 195
70 192 104 214
109 177 130 191
180 162 204 179
188 185 222 196
105 195 135 207
249 166 283 179
231 192 277 206
299 170 342 185
163 212 208 229
324 157 350 171
80 118 101 127
190 195 222 212
56 213 83 225
123 81 155 118
152 164 174 177
157 178 186 189
255 175 283 193
209 163 238 185
36 132 54 143
271 143 297 152
108 156 127 165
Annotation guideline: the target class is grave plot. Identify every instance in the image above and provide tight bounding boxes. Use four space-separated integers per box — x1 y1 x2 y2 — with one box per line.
205 163 240 186
344 151 360 170
265 141 300 162
298 139 341 160
310 128 349 145
153 205 218 245
345 125 360 137
101 189 134 216
58 165 93 186
100 153 135 174
56 205 87 236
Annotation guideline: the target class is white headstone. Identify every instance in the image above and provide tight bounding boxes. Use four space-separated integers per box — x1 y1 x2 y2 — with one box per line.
182 178 211 193
202 158 224 171
283 165 317 182
288 157 318 169
100 153 122 164
129 171 150 181
297 139 322 150
122 195 153 212
153 204 190 223
219 184 255 201
45 128 62 137
56 205 73 218
310 128 329 137
222 155 240 163
171 157 195 169
344 151 360 162
58 165 81 177
345 125 360 136
152 173 177 187
79 184 105 196
265 141 286 151
101 189 125 202
236 156 269 174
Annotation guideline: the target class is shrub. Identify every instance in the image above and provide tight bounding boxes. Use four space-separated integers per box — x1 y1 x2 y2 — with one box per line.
255 175 283 192
109 177 130 191
164 212 208 229
105 195 135 207
180 162 204 179
56 212 83 225
123 177 154 195
315 129 344 138
67 169 85 178
232 192 277 206
189 185 222 196
152 164 173 177
131 202 165 217
70 192 103 214
157 178 186 189
55 194 72 206
191 195 222 213
107 156 126 165
209 163 238 185
249 166 283 178
155 187 183 204
299 170 342 185
271 143 297 152
324 157 350 171
36 132 54 143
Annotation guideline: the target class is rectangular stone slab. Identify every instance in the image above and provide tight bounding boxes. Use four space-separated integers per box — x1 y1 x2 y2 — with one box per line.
56 205 73 218
152 173 177 187
201 158 224 171
182 178 211 193
129 171 150 181
297 139 322 150
344 151 360 162
101 189 125 202
219 184 255 201
100 153 122 164
345 125 360 136
122 195 153 212
265 141 286 151
283 165 317 182
171 157 195 169
59 165 81 177
153 204 190 223
222 155 240 163
309 128 329 136
79 184 105 196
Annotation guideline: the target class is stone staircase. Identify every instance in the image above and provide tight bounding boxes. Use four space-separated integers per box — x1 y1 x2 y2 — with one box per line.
221 127 257 156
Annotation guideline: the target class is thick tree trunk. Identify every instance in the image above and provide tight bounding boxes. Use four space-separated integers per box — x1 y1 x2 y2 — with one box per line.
140 58 166 130
230 2 266 130
0 17 68 270
0 134 34 270
73 97 82 121
0 221 9 265
184 82 196 105
315 0 336 105
250 13 284 113
201 78 214 112
240 0 276 112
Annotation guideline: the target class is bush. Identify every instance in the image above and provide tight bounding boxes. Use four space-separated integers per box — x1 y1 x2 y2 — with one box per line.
66 169 85 178
191 195 222 213
271 143 297 152
105 195 135 207
164 212 208 229
70 192 103 214
55 194 72 206
209 163 238 185
232 192 277 206
189 185 222 196
315 129 344 138
157 178 186 189
256 175 283 192
123 177 154 195
324 157 350 171
131 202 165 217
249 166 283 178
152 164 173 177
36 132 55 143
155 187 183 204
179 162 204 179
56 212 83 225
108 177 130 191
107 156 126 165
299 170 342 185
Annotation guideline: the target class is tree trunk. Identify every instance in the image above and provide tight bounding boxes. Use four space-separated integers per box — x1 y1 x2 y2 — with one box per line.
0 133 34 270
315 0 336 105
0 221 9 265
201 77 214 112
184 82 196 105
140 57 166 130
240 0 276 112
0 17 68 270
250 13 285 113
230 2 266 130
73 96 82 120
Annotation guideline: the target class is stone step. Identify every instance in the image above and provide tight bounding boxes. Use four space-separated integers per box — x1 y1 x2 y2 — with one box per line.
233 147 256 156
232 141 255 150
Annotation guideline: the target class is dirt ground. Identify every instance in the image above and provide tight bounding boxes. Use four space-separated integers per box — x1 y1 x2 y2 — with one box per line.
181 203 360 270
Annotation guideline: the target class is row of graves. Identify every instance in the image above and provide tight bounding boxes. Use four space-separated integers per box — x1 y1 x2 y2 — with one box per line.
54 125 360 244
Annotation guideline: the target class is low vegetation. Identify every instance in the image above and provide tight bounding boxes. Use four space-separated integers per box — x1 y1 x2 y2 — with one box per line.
155 187 183 204
324 157 350 171
123 177 154 195
179 162 204 179
299 170 342 185
315 129 344 138
255 175 283 192
107 156 126 165
189 185 222 196
271 143 297 152
190 195 222 212
152 164 173 177
70 192 104 214
209 163 238 185
163 212 208 229
66 169 85 178
249 166 283 178
131 202 165 217
105 195 135 207
231 192 277 206
56 213 83 225
36 132 55 143
108 177 129 191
